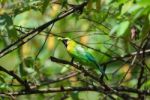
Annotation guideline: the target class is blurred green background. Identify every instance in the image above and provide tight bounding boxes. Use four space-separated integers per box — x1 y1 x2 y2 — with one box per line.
0 0 150 99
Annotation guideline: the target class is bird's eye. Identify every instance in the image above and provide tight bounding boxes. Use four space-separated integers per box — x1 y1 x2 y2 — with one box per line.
62 39 68 47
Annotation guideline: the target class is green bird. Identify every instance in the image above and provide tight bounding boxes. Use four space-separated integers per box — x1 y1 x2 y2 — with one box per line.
59 37 108 79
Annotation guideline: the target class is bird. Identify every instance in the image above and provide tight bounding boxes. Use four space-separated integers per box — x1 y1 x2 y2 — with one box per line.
58 37 108 79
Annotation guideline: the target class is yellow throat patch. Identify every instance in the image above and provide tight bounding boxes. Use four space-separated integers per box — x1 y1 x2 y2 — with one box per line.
67 40 76 52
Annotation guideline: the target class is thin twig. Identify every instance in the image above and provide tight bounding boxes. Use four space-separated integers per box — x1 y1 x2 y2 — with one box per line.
0 1 88 58
40 72 80 86
50 57 127 96
50 56 100 82
0 66 30 90
0 86 141 99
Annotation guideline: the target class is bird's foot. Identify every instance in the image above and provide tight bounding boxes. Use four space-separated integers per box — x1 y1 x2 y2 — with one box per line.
70 57 74 64
100 74 104 81
100 73 109 81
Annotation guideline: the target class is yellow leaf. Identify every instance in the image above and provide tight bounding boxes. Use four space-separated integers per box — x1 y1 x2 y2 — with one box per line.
22 43 31 58
80 35 89 44
87 0 92 10
49 4 60 17
120 64 131 80
96 0 101 11
47 34 55 50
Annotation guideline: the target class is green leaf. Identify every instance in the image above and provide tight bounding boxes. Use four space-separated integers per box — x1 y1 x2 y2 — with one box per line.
0 83 9 91
60 65 69 73
141 17 150 38
110 24 119 35
110 21 130 37
71 92 79 100
34 58 41 70
137 0 150 6
41 66 52 76
148 14 150 22
128 5 141 13
0 13 18 41
132 8 144 21
41 0 50 13
121 0 133 15
141 80 150 89
117 21 130 36
0 76 5 83
18 63 27 79
24 57 34 68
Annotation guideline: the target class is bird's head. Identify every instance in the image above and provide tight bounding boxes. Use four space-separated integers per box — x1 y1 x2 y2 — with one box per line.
58 37 71 47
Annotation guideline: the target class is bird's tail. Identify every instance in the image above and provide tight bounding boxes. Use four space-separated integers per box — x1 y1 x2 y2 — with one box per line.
94 62 108 80
98 66 108 80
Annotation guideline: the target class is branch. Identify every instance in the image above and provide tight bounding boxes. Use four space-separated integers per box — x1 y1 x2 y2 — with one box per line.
114 86 150 95
0 1 88 58
0 86 141 99
100 48 150 67
0 66 30 90
40 71 79 85
50 56 100 82
0 86 103 96
50 56 125 96
137 32 150 99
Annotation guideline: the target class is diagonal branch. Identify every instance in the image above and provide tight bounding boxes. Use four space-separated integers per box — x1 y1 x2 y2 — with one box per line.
0 66 30 90
50 56 116 92
0 1 88 58
0 86 139 99
50 56 100 82
0 86 104 96
40 71 80 85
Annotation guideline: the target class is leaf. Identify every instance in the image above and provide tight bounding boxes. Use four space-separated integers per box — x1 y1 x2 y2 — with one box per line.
141 17 150 38
41 0 50 13
60 65 69 73
96 0 101 11
18 63 27 79
41 66 52 76
148 14 150 22
87 0 93 10
0 83 9 91
128 4 141 13
137 0 150 6
121 0 133 15
0 13 18 41
60 0 68 8
24 57 34 68
71 92 79 100
141 80 150 89
110 21 130 37
117 21 130 36
0 0 7 3
132 8 144 21
0 76 5 83
110 24 119 35
34 58 41 70
96 24 110 34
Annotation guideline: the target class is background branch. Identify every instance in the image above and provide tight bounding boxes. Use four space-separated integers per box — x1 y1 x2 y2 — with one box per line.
0 66 30 90
0 1 88 58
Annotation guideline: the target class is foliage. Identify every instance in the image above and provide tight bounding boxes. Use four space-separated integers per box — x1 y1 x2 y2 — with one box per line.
0 0 150 99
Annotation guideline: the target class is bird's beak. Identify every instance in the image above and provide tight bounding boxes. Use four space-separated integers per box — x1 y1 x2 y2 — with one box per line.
57 37 68 47
62 39 68 47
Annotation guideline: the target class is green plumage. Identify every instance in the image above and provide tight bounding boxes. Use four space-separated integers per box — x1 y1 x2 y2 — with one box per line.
60 37 107 79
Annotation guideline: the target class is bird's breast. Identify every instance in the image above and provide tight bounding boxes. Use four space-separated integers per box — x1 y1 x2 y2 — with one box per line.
66 41 76 53
67 44 74 53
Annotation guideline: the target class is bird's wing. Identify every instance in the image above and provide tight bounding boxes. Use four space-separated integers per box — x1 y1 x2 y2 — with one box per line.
75 45 89 58
75 45 85 54
75 45 97 64
85 52 108 79
75 45 108 79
